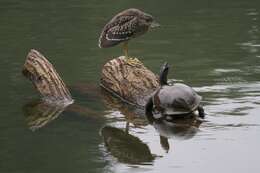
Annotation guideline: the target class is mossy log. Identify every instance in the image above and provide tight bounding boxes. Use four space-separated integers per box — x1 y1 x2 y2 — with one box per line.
100 56 160 107
22 49 73 105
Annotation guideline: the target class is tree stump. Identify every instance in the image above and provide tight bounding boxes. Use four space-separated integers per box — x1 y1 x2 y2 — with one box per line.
100 56 160 107
22 49 73 105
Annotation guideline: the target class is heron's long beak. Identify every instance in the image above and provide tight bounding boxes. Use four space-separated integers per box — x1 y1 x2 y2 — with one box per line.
150 21 160 28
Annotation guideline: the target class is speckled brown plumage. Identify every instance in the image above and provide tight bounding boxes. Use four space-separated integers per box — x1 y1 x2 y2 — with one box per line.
98 8 158 48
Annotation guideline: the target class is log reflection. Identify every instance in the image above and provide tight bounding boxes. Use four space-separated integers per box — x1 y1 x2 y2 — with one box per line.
23 100 67 131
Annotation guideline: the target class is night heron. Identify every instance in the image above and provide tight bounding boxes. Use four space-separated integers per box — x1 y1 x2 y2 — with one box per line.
98 8 160 66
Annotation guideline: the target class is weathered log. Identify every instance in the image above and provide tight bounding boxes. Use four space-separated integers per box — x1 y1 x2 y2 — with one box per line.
22 51 158 130
100 56 160 107
22 49 73 105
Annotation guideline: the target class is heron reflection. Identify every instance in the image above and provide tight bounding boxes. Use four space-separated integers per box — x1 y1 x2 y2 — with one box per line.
100 125 155 165
146 113 203 152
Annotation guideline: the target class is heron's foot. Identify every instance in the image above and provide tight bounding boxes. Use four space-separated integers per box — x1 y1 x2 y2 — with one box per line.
125 57 143 66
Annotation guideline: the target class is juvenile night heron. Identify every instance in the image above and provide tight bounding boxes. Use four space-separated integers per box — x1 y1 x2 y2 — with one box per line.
98 8 160 66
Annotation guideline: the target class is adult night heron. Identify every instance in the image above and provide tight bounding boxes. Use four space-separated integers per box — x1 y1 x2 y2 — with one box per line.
98 8 160 66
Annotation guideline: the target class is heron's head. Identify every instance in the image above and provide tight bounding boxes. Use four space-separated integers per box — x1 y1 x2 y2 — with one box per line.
126 8 160 28
141 12 160 28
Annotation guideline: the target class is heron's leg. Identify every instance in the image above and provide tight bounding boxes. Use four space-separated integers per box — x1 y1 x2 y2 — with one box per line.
125 122 129 134
122 42 142 66
123 42 129 58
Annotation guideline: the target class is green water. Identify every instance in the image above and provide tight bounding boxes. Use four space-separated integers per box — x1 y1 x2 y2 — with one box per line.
1 0 260 172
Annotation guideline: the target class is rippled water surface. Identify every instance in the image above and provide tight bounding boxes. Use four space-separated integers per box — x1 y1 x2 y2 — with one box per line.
1 0 260 173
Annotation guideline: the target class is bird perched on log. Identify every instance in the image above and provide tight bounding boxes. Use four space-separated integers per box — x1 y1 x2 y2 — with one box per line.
98 8 160 66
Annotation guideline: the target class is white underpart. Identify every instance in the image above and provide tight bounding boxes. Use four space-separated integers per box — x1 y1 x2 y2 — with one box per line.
98 32 103 48
105 33 129 41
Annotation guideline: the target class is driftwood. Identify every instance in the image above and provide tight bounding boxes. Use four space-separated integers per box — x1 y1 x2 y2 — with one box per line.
100 56 160 107
22 49 75 130
23 51 159 107
22 49 73 105
22 50 160 130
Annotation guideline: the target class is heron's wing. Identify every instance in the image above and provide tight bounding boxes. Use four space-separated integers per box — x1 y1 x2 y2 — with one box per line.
106 16 138 41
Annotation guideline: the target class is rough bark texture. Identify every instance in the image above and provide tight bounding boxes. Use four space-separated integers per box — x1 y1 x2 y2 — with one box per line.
100 56 160 107
22 49 73 105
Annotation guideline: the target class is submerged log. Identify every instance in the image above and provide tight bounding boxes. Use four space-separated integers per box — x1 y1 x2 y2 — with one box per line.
22 49 73 105
100 56 160 107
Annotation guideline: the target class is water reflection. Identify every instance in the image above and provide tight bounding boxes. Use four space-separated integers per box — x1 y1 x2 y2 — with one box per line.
239 9 259 55
23 98 103 131
23 100 67 131
101 87 205 161
22 83 147 131
146 113 202 152
195 81 260 116
100 125 155 165
101 88 148 127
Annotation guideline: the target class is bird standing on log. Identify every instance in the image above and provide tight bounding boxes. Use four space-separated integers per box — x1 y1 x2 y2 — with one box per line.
98 8 160 66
